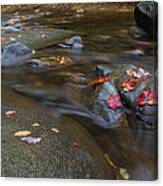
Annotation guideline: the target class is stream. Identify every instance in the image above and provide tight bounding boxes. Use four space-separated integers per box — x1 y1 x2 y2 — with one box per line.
1 7 157 180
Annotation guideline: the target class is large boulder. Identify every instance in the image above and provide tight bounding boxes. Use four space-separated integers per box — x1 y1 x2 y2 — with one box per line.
134 1 158 40
1 86 115 178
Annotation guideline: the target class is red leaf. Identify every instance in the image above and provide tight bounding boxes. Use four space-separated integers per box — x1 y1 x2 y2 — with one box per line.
95 77 109 84
108 94 122 109
120 78 139 92
73 142 81 149
136 90 157 106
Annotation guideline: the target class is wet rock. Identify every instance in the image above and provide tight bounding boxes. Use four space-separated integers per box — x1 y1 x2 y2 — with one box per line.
134 1 158 40
2 28 74 50
92 65 127 129
58 72 91 85
1 42 32 67
59 35 84 49
129 26 149 40
108 64 157 129
25 56 73 70
1 86 115 178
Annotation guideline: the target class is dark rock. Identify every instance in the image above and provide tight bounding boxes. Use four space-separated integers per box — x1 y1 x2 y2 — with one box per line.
59 35 84 49
129 26 149 40
1 42 32 67
92 65 127 129
134 1 158 40
112 64 157 129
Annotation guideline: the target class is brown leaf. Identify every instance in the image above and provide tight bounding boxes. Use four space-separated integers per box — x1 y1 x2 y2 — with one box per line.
5 110 16 118
73 142 81 149
14 130 31 137
51 128 60 134
32 123 40 127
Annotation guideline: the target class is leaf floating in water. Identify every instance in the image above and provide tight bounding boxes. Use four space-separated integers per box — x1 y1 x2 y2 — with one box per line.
21 136 42 144
104 153 130 180
5 110 16 118
104 153 117 169
51 128 60 134
32 50 36 55
14 130 31 137
32 123 40 127
119 168 130 180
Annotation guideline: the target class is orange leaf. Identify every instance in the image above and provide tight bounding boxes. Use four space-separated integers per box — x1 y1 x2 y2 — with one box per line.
14 130 31 137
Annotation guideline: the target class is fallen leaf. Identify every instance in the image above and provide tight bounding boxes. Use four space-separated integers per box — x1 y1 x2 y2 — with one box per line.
126 69 134 77
6 18 18 25
32 50 36 55
73 142 81 149
136 90 157 106
108 94 122 109
32 123 40 127
51 128 60 134
119 168 130 180
95 77 109 84
14 130 31 137
120 78 139 92
10 37 16 42
104 153 130 180
5 110 16 118
21 136 42 144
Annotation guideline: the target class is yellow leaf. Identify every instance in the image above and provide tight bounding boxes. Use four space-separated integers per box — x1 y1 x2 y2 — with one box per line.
32 50 36 55
119 168 130 180
14 130 31 137
51 128 59 134
32 123 40 127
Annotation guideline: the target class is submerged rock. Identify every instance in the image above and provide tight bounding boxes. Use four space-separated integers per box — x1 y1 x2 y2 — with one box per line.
1 86 115 178
25 56 73 70
2 28 74 50
1 42 32 67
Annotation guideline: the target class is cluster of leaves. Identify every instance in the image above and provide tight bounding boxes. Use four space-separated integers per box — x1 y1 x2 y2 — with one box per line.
120 78 139 92
136 90 157 106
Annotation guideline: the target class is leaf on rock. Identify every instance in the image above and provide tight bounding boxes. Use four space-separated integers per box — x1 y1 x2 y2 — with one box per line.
95 77 109 84
5 110 16 118
126 68 150 79
21 136 42 144
73 142 81 149
120 78 139 92
108 94 122 109
14 130 31 137
51 128 60 134
136 90 157 106
32 123 40 127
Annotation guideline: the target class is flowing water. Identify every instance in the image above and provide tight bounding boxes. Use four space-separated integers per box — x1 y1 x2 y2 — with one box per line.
2 9 157 179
